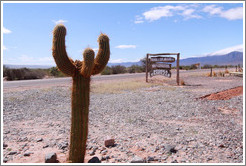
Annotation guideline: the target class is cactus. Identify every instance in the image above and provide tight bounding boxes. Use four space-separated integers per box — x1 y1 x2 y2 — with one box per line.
52 24 110 163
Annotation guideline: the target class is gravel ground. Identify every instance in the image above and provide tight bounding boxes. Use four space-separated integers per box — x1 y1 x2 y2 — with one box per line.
2 74 244 163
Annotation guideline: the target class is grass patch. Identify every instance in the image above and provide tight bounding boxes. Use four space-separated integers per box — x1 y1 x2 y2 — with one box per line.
91 79 154 94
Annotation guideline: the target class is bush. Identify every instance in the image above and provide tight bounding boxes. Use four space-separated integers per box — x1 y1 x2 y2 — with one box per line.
3 65 8 77
4 68 46 81
202 64 212 69
127 65 144 73
140 57 153 72
49 67 66 77
101 66 112 75
218 71 225 77
212 71 217 77
111 65 127 74
180 79 185 85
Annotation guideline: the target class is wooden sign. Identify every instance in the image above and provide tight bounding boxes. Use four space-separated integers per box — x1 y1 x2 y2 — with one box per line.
146 53 180 85
150 69 171 78
152 63 171 69
151 56 175 62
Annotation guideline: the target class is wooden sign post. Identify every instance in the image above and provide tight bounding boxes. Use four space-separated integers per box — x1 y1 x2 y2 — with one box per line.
146 53 180 85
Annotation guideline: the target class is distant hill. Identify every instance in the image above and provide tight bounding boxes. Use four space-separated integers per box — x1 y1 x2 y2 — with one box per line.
179 51 243 66
3 51 243 69
108 51 243 67
107 61 142 67
4 64 54 69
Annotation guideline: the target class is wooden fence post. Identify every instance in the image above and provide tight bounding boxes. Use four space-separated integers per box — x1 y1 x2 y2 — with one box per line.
146 54 149 82
177 53 180 85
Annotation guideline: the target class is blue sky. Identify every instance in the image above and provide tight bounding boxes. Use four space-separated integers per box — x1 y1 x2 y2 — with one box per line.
2 2 244 66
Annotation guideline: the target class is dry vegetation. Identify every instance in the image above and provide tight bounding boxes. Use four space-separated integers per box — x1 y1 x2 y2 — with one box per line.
91 79 157 94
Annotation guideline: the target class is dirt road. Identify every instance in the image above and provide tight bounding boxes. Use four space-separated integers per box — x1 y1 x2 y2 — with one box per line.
3 68 227 91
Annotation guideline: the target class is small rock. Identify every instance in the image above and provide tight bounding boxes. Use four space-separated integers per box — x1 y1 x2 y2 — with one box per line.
180 159 186 163
37 138 43 142
24 152 33 156
171 159 178 163
101 155 110 161
3 157 8 163
58 142 68 150
18 137 28 142
43 145 49 148
3 143 8 149
4 131 10 134
101 150 107 155
165 145 177 153
101 156 106 161
218 144 226 148
88 156 101 163
45 152 58 163
207 156 213 161
104 137 115 147
161 155 168 160
89 151 95 156
130 156 145 163
114 158 122 162
155 146 160 152
8 151 17 155
93 146 98 151
147 156 155 162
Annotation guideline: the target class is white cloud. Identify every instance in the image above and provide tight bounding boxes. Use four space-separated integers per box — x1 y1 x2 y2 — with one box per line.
136 4 242 23
143 5 185 22
134 20 144 24
53 19 68 25
115 45 136 49
109 58 141 63
12 55 55 65
202 5 243 20
93 48 99 52
181 8 202 20
202 5 222 15
134 15 144 24
3 27 12 34
220 7 243 20
208 44 243 56
3 45 7 50
138 5 202 22
109 59 124 63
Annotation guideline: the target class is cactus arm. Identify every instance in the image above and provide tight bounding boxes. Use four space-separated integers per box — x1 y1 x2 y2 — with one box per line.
81 48 95 78
52 24 76 76
92 33 110 75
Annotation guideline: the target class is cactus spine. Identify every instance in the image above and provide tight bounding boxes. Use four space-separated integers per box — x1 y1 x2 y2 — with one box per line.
52 24 110 163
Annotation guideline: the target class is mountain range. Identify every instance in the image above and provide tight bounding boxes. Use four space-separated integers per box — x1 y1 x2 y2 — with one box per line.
4 51 243 69
178 51 243 66
107 51 243 67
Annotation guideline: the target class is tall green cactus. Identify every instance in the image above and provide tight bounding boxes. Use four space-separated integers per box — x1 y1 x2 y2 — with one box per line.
52 24 110 163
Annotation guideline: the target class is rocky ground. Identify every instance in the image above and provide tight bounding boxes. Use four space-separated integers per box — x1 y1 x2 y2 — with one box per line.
2 73 244 163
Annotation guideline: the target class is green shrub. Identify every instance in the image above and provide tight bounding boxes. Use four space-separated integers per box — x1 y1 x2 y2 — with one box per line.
49 67 66 77
111 65 127 74
101 66 112 75
4 68 46 81
127 65 144 73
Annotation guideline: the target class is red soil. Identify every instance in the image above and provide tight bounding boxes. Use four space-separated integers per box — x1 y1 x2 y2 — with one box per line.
200 86 243 100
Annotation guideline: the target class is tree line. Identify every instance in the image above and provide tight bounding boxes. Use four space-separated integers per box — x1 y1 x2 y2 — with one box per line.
3 58 239 81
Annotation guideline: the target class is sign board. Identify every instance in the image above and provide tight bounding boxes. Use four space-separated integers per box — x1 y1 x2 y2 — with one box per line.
146 53 180 85
152 63 171 69
151 56 175 62
150 69 171 78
